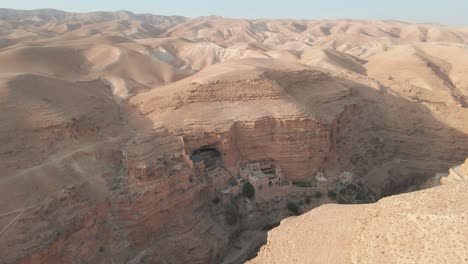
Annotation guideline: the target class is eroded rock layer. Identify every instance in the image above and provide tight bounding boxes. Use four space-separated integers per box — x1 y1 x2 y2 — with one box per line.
0 8 467 264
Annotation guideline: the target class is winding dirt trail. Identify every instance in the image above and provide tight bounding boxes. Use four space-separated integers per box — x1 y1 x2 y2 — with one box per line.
0 205 36 237
0 136 123 237
2 136 121 183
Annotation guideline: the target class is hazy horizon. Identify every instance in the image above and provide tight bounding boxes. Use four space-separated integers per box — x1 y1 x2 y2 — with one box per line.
1 0 468 26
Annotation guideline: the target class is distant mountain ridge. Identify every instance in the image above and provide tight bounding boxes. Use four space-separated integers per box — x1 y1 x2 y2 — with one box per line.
1 8 467 47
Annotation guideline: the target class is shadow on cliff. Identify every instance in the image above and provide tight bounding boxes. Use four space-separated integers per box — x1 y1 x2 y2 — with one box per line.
333 76 468 197
122 70 468 264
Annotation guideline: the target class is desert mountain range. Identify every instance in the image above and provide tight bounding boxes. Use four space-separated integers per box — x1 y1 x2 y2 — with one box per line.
0 8 467 264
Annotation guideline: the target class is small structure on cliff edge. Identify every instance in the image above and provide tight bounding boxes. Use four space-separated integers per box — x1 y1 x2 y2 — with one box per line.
220 179 244 204
238 161 284 192
315 171 328 191
339 171 355 185
130 161 165 181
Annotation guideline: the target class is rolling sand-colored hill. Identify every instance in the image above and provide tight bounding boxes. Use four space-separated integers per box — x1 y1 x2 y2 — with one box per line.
0 8 467 264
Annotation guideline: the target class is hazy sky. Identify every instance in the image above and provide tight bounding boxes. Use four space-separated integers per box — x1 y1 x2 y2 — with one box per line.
2 0 468 25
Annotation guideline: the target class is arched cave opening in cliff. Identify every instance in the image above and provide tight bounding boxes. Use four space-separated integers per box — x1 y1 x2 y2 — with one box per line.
190 146 222 169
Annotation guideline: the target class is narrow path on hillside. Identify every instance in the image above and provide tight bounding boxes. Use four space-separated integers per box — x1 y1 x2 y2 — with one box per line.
0 136 124 237
0 205 36 237
2 136 122 183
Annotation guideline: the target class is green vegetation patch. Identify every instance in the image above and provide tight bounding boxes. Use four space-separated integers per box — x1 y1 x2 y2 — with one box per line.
287 201 300 215
292 181 314 188
242 182 255 198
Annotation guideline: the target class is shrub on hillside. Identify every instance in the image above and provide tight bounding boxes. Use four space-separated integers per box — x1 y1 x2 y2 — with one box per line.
292 181 313 188
287 202 300 215
338 198 349 204
224 204 239 225
242 182 255 198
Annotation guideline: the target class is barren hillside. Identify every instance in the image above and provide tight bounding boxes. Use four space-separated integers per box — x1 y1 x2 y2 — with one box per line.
0 8 467 264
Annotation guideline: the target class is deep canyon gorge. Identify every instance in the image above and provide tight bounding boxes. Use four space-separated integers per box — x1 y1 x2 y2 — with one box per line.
0 8 467 264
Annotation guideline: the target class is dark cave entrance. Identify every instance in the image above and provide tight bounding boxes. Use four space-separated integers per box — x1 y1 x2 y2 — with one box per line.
190 146 222 169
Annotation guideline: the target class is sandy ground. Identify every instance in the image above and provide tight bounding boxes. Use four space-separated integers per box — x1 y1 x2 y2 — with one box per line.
249 180 468 264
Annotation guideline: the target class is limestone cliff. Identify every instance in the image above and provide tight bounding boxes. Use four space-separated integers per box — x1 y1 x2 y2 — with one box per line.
442 159 468 185
1 12 468 263
249 172 468 264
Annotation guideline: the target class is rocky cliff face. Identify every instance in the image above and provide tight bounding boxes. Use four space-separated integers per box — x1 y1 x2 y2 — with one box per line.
333 77 468 195
1 11 468 263
181 115 351 182
442 159 468 185
3 62 467 264
249 169 468 264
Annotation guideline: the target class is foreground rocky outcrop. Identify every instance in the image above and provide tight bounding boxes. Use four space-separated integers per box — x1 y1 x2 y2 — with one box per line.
442 159 468 185
249 169 468 264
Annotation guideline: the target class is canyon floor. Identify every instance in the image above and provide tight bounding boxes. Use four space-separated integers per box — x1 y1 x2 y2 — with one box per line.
0 8 467 264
